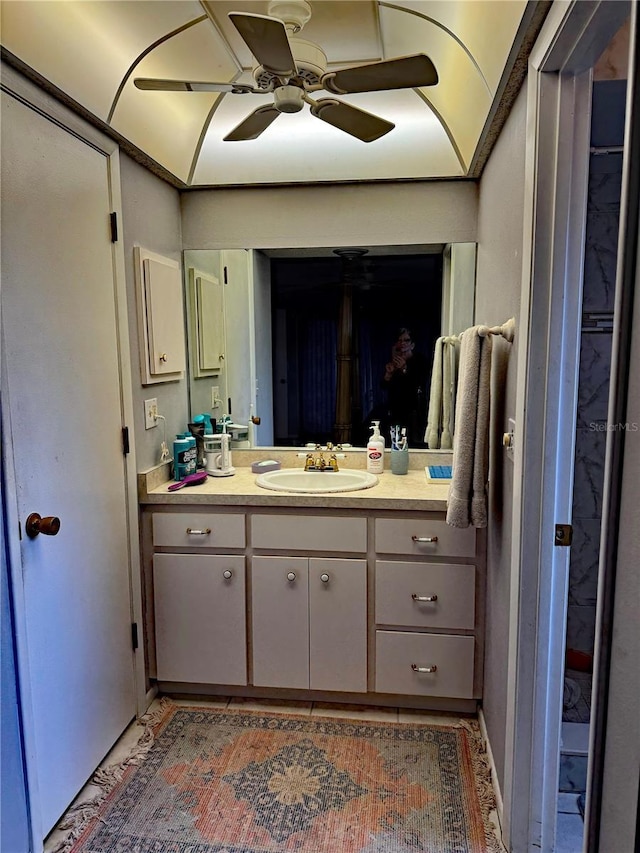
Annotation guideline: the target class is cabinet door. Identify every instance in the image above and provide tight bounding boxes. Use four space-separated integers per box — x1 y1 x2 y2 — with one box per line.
154 554 246 685
190 269 225 376
309 559 367 693
252 557 309 689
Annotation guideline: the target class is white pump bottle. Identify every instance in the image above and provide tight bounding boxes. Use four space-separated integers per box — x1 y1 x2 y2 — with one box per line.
366 420 385 474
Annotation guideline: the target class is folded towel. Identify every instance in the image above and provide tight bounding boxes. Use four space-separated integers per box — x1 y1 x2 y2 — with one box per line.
440 339 454 449
471 332 492 526
446 327 492 528
425 336 444 448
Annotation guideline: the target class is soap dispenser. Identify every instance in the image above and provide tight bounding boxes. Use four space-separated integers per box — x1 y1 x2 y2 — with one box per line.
367 420 385 474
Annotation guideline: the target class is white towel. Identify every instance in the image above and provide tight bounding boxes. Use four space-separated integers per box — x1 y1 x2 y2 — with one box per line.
440 340 453 449
446 326 492 528
425 336 444 448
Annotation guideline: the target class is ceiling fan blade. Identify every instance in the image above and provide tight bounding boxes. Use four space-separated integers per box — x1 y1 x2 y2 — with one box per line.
134 78 256 93
229 12 295 77
224 105 281 141
322 54 438 94
310 99 394 143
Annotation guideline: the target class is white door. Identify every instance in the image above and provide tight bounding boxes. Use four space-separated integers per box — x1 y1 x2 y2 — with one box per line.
1 93 136 836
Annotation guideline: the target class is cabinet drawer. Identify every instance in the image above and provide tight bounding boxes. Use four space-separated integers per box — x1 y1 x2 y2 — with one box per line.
376 561 475 629
252 514 366 552
375 518 475 558
153 512 245 549
376 631 474 698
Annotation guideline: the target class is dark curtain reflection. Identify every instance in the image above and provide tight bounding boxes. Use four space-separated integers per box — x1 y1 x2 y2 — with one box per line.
272 253 442 447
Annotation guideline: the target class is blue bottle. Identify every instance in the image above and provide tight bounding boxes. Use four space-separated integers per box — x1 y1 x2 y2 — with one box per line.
173 434 197 481
173 436 191 481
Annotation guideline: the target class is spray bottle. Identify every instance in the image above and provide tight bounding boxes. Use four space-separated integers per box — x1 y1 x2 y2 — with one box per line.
366 420 385 474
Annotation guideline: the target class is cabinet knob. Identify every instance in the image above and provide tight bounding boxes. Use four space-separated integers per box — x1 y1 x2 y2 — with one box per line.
223 570 233 579
411 664 438 674
411 535 438 544
286 572 296 582
159 352 168 362
411 593 438 602
320 573 330 583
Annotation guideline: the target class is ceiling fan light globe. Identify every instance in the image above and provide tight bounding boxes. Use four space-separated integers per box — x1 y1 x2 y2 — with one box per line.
274 85 305 113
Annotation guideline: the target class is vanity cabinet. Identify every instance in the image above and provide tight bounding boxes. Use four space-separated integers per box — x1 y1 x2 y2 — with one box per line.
252 556 367 692
144 501 484 711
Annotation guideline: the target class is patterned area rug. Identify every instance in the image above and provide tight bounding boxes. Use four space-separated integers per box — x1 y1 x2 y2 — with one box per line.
55 700 501 853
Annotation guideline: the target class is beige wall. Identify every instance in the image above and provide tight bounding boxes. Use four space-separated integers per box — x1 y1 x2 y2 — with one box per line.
181 181 478 250
120 154 187 471
474 80 528 792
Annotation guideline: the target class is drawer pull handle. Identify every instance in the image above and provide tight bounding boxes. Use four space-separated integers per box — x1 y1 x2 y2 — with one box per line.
411 664 438 674
223 570 233 579
287 572 297 582
186 528 211 536
320 573 330 583
412 594 438 602
411 535 438 543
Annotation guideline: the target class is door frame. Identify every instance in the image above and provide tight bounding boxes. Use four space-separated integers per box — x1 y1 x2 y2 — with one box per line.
504 2 630 851
0 64 147 849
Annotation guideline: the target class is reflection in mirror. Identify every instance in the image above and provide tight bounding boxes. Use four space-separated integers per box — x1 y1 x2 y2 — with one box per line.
183 244 475 451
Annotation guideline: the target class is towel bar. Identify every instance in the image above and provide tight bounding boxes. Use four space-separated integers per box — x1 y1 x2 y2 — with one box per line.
477 317 515 342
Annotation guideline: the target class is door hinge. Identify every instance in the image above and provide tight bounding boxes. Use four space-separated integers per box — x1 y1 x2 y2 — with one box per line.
131 622 139 651
122 426 130 455
223 265 228 284
554 524 573 547
109 211 118 243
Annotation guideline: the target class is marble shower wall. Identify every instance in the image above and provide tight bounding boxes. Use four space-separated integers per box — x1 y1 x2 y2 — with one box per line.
567 81 626 657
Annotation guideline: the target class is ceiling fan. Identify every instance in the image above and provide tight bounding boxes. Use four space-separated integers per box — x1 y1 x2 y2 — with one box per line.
134 0 438 143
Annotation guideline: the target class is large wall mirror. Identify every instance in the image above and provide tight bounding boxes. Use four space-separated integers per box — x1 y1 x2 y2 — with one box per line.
183 244 475 451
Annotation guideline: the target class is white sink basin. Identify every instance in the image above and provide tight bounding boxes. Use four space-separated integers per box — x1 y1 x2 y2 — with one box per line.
255 468 379 494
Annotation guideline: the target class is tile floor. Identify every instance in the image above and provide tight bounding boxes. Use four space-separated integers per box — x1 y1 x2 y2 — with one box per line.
556 794 585 853
45 696 506 852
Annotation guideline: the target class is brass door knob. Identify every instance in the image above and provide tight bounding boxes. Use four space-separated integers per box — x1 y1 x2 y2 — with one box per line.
25 513 61 539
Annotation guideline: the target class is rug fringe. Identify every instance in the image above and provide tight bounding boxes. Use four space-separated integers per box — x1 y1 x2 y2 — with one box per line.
455 719 505 853
48 698 176 853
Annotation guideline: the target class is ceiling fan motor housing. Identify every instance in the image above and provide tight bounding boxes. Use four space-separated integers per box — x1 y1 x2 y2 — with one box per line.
267 0 312 33
254 37 328 88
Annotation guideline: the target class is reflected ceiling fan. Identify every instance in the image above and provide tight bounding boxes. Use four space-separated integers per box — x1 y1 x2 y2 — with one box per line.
134 0 438 143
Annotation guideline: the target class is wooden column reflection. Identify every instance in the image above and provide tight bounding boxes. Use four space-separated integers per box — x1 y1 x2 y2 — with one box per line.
333 278 353 444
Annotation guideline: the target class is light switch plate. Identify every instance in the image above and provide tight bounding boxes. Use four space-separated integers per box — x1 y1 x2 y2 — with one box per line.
144 398 158 430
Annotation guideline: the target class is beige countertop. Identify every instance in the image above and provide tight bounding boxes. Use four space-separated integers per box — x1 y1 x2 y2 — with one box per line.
139 458 451 512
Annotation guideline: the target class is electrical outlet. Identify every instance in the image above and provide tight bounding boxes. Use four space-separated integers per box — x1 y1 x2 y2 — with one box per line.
144 398 158 430
211 386 221 408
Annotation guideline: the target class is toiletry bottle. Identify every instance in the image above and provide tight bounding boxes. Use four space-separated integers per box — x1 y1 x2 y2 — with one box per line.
367 420 385 474
173 436 191 481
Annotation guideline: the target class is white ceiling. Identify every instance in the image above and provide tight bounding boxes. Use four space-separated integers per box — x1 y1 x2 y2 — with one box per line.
1 0 542 188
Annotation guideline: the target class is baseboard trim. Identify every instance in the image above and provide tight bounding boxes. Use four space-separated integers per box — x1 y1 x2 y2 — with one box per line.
144 684 159 715
478 707 504 828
